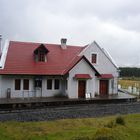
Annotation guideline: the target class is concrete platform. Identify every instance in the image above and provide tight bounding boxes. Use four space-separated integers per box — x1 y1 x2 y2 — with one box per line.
0 92 137 110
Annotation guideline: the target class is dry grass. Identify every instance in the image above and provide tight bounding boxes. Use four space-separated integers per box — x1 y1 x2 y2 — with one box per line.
118 79 140 89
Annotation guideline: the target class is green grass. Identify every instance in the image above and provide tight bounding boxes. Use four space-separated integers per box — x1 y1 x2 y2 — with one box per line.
0 114 139 140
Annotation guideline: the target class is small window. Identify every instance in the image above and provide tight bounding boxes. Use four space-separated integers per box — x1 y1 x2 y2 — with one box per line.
54 79 60 90
15 79 21 90
91 53 97 64
47 79 52 89
23 79 29 90
34 44 49 62
35 79 42 88
38 50 45 62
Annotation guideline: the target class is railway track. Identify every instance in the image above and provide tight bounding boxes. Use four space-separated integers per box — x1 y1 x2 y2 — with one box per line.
0 102 139 121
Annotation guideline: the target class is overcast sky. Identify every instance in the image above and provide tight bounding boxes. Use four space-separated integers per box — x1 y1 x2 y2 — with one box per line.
0 0 140 67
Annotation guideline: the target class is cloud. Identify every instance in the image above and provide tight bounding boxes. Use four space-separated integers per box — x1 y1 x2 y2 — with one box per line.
0 0 140 67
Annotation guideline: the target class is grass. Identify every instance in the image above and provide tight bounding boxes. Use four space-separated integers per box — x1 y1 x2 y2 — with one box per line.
0 114 139 140
118 79 140 89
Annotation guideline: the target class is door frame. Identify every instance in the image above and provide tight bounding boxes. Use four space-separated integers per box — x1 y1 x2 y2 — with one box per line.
78 80 86 98
99 79 109 96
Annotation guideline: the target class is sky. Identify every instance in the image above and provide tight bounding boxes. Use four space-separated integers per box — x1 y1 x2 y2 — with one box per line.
0 0 140 67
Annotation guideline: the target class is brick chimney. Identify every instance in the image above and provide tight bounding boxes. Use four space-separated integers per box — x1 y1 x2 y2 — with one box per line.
61 38 67 49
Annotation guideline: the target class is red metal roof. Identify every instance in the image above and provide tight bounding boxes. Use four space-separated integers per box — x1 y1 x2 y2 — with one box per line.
75 74 92 79
98 74 113 79
0 41 88 75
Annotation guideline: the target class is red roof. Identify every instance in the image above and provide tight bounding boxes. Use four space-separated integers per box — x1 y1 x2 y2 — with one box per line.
98 74 113 79
75 74 92 79
0 41 88 75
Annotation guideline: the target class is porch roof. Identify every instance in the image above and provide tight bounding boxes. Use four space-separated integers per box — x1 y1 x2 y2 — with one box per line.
98 74 113 79
74 74 92 79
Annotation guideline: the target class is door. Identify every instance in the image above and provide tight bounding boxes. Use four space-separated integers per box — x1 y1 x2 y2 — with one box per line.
35 79 42 97
100 80 108 96
78 80 86 98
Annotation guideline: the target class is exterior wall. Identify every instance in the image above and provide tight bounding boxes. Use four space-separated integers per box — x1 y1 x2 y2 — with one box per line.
80 41 119 94
0 75 66 98
68 59 98 98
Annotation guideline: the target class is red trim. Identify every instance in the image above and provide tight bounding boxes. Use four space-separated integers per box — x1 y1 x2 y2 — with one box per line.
75 74 92 79
98 74 113 79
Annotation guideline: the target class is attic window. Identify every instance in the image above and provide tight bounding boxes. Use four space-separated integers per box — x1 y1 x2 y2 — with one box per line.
91 53 97 64
34 44 49 62
39 49 45 61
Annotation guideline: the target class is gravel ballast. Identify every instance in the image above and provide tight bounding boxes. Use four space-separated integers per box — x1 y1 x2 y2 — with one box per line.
0 102 140 121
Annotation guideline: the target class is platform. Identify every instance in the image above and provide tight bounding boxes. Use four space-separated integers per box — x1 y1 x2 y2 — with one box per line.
0 92 137 110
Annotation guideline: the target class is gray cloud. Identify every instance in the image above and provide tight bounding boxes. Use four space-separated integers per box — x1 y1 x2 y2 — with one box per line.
0 0 140 67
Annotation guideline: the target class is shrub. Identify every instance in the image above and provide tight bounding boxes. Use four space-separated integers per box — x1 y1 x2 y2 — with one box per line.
115 116 125 125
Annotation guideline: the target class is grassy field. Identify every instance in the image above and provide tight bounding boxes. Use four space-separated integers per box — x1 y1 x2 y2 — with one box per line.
0 114 139 140
118 77 140 89
119 79 140 89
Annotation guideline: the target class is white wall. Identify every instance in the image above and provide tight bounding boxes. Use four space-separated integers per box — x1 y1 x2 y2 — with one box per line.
41 76 63 97
0 75 65 98
68 58 98 98
80 41 119 94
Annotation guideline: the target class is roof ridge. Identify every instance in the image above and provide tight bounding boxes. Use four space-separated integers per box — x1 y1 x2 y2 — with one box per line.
10 41 85 48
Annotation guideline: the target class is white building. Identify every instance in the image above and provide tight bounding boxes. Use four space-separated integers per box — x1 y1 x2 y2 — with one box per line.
0 39 119 99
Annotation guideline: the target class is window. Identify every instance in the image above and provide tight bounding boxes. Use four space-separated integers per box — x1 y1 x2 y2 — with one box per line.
47 79 52 89
34 44 49 62
35 79 42 88
38 50 45 62
23 79 29 90
54 79 60 90
15 79 21 90
91 53 97 64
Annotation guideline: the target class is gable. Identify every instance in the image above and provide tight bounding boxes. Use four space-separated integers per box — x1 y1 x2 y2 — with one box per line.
34 44 49 55
68 56 100 76
79 41 119 76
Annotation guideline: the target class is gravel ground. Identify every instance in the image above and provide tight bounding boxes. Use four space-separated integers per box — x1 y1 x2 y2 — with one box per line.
0 102 140 121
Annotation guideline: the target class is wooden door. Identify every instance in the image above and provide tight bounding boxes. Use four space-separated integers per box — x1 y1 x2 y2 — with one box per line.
100 80 108 96
78 80 86 98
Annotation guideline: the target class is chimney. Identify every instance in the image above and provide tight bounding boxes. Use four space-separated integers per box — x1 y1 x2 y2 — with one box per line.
61 38 67 49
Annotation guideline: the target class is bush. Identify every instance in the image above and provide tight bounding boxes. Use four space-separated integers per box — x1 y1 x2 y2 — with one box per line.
115 116 125 125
